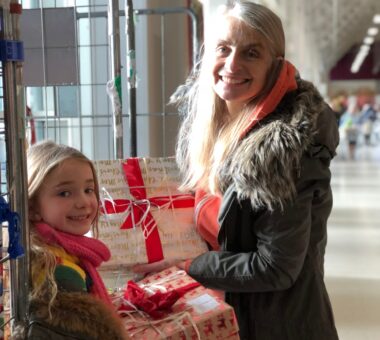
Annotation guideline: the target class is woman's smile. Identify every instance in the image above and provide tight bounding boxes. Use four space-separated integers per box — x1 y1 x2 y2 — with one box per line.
218 74 251 85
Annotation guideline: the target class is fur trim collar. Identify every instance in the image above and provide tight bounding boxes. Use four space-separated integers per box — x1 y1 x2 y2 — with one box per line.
218 79 332 210
24 292 127 339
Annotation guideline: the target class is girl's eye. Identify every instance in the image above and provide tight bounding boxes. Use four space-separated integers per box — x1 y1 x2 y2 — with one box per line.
58 191 70 197
85 188 95 194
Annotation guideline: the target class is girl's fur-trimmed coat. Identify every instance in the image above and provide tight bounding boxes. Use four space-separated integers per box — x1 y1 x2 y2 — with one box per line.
12 291 129 339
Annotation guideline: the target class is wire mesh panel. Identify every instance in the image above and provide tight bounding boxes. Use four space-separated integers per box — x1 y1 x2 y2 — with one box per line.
19 0 201 159
20 0 114 159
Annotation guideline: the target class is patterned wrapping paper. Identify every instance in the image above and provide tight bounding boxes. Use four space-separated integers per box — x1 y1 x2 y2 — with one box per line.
94 158 208 269
119 267 240 339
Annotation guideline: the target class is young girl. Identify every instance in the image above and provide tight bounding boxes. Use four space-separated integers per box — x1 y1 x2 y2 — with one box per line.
24 140 128 339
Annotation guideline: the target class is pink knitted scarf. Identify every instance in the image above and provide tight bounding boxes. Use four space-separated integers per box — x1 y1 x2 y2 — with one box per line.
35 222 112 305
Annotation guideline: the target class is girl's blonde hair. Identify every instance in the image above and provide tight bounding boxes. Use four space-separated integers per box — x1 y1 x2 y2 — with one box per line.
27 140 100 307
175 1 285 193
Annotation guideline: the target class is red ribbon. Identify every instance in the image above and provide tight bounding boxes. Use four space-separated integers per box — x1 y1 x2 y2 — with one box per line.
101 158 194 263
120 280 200 319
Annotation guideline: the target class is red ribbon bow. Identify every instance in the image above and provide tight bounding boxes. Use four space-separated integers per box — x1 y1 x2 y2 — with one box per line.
120 280 200 319
101 158 194 263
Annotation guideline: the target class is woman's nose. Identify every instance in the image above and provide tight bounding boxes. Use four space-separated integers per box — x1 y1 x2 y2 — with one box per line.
224 51 241 72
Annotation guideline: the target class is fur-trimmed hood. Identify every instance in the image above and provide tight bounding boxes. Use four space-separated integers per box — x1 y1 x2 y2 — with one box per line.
218 79 339 210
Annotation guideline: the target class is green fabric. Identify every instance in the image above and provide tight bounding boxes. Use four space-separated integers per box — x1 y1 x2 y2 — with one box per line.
115 75 122 104
55 265 87 293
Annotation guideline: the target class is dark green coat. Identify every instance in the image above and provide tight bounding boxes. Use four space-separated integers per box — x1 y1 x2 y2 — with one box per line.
188 79 339 339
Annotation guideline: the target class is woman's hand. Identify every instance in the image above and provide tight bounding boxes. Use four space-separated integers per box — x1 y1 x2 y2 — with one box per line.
132 259 192 275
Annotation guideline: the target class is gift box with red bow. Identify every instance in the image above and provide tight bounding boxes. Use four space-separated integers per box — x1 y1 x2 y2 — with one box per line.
94 158 208 269
116 267 240 339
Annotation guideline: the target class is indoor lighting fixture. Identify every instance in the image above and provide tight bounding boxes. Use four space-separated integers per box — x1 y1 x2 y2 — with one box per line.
367 27 379 36
350 45 370 73
363 36 375 45
351 15 380 74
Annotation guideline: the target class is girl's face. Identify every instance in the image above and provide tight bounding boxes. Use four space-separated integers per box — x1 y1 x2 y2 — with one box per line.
31 159 98 235
212 16 274 115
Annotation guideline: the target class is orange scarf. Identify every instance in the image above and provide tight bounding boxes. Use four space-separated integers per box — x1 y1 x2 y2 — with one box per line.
239 60 297 139
195 60 298 249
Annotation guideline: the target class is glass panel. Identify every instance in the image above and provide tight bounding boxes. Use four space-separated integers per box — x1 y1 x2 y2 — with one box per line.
92 46 108 84
57 86 79 117
91 17 107 45
75 0 91 7
81 126 94 158
80 85 92 115
26 87 44 114
21 0 39 9
78 18 90 46
93 84 108 116
41 0 55 8
79 46 92 84
91 0 107 6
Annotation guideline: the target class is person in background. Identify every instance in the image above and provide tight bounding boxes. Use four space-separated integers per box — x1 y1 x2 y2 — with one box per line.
17 140 128 340
340 102 360 160
358 102 377 146
135 1 339 339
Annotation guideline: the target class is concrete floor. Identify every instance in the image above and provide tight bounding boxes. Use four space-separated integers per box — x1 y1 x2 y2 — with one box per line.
325 141 380 340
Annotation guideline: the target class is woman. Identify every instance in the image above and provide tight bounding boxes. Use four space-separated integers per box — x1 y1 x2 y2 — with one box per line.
136 1 339 339
176 2 339 339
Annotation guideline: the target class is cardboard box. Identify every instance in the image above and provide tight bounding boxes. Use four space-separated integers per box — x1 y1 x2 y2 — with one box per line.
120 267 240 339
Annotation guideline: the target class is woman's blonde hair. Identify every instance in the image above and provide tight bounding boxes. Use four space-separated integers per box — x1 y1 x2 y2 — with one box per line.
27 140 100 308
175 1 285 193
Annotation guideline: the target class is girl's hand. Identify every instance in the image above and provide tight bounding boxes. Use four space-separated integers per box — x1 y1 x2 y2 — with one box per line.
132 259 192 275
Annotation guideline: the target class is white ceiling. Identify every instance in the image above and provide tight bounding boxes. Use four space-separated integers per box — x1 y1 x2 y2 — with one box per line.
304 0 380 69
203 0 380 81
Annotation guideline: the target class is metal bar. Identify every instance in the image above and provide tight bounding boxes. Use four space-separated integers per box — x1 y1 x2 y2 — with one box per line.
1 0 30 331
108 0 123 159
125 0 137 157
160 15 166 156
73 0 84 155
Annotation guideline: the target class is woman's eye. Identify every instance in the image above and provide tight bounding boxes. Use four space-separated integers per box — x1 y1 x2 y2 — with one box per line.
216 46 228 55
247 49 259 58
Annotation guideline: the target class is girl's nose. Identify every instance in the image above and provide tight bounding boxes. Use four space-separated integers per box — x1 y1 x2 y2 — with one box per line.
75 193 89 208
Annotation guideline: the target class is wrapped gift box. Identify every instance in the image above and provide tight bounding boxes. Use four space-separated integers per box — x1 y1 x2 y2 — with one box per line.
119 267 240 339
94 158 208 269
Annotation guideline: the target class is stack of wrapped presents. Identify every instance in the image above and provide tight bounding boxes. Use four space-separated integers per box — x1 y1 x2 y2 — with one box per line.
94 157 239 339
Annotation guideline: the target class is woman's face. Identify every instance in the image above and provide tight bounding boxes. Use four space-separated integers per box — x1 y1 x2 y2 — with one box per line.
212 16 274 115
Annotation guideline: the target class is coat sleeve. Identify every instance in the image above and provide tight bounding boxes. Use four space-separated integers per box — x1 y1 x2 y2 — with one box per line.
188 147 333 292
